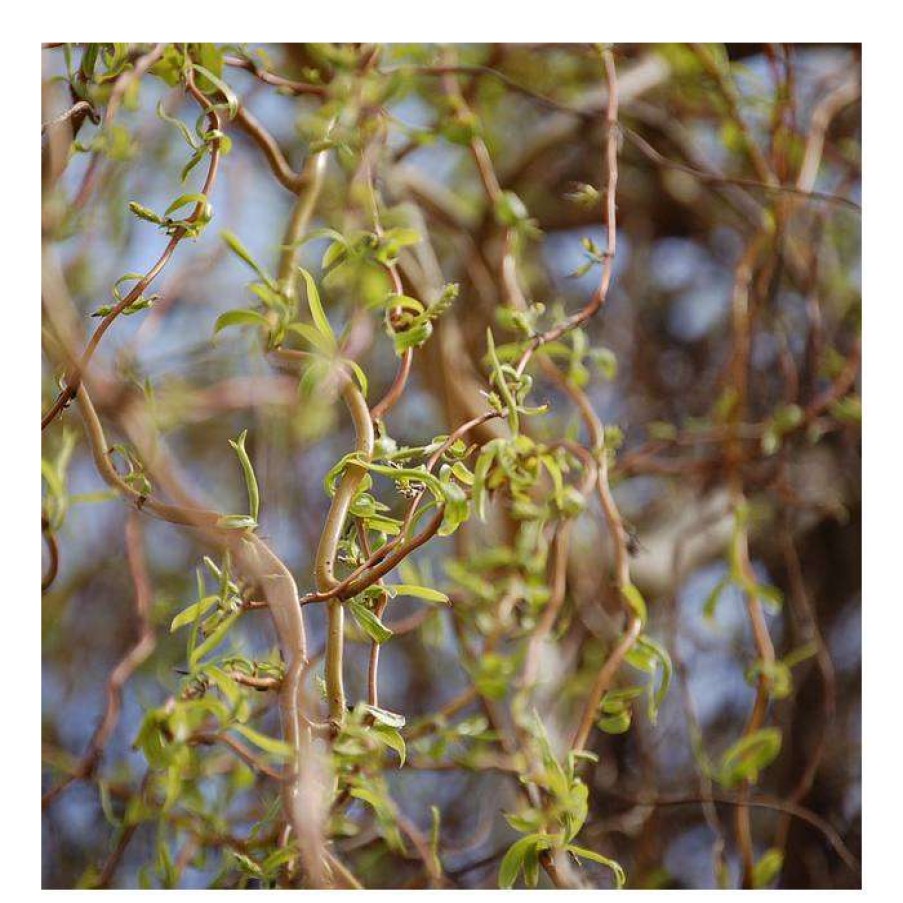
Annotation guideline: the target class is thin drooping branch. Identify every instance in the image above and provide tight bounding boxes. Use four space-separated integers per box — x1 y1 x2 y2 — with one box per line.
235 102 310 194
608 790 859 878
524 47 621 352
622 124 860 212
93 513 157 760
41 514 60 592
772 521 837 856
42 62 224 431
42 512 156 809
224 55 327 96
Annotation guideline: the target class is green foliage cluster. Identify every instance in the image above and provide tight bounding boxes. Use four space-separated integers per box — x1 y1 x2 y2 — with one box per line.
41 42 861 890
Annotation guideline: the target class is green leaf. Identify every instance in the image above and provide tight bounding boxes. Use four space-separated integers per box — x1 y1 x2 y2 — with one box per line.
230 723 293 760
213 309 270 335
597 709 632 734
191 63 239 118
149 45 185 86
322 239 348 270
782 641 818 669
632 635 672 724
128 201 165 225
621 583 648 624
359 704 406 728
297 357 329 398
429 806 442 875
717 728 782 788
391 319 433 354
344 357 369 397
221 230 276 288
181 149 209 186
486 328 518 434
229 850 264 879
703 575 731 620
349 599 393 644
472 446 496 521
747 658 793 699
504 810 544 834
382 226 421 250
228 429 260 522
495 190 529 227
830 394 861 423
204 665 246 715
189 608 241 670
752 847 784 888
285 322 335 356
565 844 626 888
170 594 219 632
372 725 406 767
385 584 450 605
498 833 553 889
384 293 425 316
298 267 337 352
438 480 469 537
156 100 199 150
755 584 784 612
164 192 208 217
773 403 803 432
347 782 405 852
471 653 515 701
98 780 121 828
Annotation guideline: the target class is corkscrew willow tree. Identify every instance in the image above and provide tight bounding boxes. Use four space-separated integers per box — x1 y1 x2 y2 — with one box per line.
41 42 861 889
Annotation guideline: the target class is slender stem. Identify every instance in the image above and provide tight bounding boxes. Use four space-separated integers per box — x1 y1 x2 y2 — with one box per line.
272 125 375 725
235 103 310 194
42 62 223 431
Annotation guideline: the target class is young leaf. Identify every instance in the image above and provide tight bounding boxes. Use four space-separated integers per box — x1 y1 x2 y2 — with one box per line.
385 584 450 605
189 608 241 670
165 193 208 217
228 429 260 522
597 708 632 734
704 575 731 620
632 635 672 724
128 201 165 225
349 599 393 644
429 806 442 876
298 267 337 352
230 723 293 760
752 848 784 888
372 725 406 767
717 728 782 787
170 594 219 633
359 704 406 728
565 844 627 888
191 64 239 118
343 358 369 397
213 309 269 336
621 583 648 624
498 834 553 889
221 230 276 288
392 319 433 354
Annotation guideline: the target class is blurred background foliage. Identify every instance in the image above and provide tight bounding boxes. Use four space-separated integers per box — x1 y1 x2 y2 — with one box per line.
41 43 860 889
